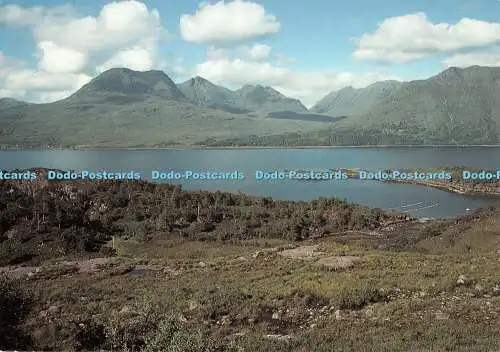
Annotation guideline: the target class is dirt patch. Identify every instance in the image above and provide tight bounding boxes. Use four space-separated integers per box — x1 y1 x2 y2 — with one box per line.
61 257 113 273
0 265 39 279
125 264 163 276
314 256 360 270
279 245 323 260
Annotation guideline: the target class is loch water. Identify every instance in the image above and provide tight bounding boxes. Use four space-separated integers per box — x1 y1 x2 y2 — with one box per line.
1 147 500 219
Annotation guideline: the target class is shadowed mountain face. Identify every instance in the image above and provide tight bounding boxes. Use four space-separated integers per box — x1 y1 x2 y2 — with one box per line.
311 81 402 116
236 85 308 114
178 76 250 114
66 68 187 103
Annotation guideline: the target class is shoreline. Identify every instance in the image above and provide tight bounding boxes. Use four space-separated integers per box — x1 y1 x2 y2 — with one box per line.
380 179 500 198
2 144 500 151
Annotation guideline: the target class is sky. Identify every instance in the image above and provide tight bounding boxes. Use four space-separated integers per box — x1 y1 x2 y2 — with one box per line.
2 0 500 106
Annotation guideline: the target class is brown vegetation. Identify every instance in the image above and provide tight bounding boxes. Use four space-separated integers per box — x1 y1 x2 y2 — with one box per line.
1 169 500 351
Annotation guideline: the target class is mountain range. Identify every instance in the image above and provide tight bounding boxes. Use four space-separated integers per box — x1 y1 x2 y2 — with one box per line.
200 65 500 146
178 76 307 114
1 65 500 147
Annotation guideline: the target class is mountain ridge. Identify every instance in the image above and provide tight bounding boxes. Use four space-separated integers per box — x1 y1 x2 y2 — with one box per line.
311 80 403 116
2 65 500 147
207 65 500 146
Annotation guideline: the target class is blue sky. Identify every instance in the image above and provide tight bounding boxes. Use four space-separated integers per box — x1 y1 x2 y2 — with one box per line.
1 0 500 105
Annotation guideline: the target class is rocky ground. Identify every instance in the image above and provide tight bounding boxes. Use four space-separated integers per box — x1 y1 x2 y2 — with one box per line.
2 218 500 351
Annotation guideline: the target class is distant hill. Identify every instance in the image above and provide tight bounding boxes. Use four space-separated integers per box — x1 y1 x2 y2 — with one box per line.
178 76 250 114
0 98 30 112
337 66 500 144
311 81 402 116
0 68 329 148
179 78 308 115
200 66 500 146
236 85 308 114
3 65 500 148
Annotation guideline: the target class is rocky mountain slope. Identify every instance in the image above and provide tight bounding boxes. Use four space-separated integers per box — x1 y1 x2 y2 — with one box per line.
208 66 500 146
311 81 402 116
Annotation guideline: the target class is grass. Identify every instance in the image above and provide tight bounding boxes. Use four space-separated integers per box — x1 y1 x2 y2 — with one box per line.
7 229 499 351
0 99 330 148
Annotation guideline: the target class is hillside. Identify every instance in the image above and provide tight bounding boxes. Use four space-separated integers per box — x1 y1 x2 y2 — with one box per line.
1 172 500 351
3 65 500 147
206 66 500 146
0 69 330 148
236 84 308 114
0 98 30 112
311 81 402 116
338 66 500 144
178 76 249 114
178 78 309 115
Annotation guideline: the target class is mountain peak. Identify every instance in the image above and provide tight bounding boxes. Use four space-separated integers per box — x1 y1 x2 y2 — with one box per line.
178 75 241 111
436 66 463 78
235 84 307 113
193 75 209 82
68 67 186 102
237 84 282 96
185 76 217 87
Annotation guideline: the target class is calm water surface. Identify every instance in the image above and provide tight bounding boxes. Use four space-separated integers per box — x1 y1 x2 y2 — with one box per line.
1 147 500 219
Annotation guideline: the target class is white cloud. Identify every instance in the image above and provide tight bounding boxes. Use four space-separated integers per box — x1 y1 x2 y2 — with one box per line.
0 4 74 27
275 53 298 65
180 0 280 44
238 43 271 60
0 55 92 101
97 46 155 73
37 41 87 74
0 1 400 107
5 69 91 92
0 1 169 102
195 58 289 85
443 51 500 67
194 57 399 107
354 12 500 63
206 46 230 61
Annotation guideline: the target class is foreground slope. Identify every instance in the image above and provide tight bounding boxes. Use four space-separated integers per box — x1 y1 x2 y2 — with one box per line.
1 173 500 351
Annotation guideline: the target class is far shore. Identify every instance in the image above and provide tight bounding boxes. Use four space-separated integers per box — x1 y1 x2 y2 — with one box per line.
379 179 500 198
2 144 500 151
